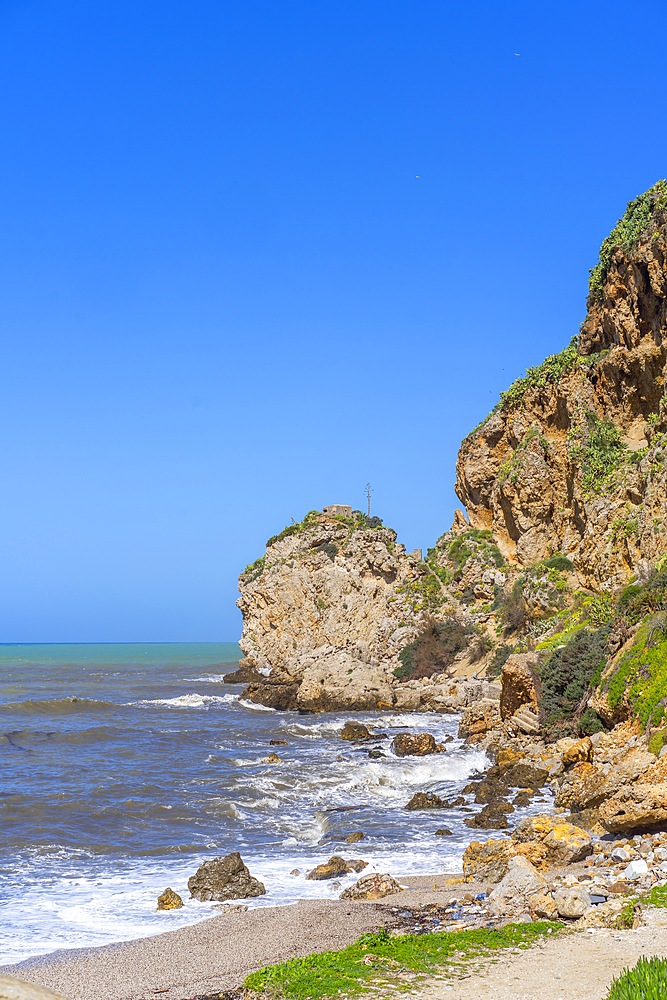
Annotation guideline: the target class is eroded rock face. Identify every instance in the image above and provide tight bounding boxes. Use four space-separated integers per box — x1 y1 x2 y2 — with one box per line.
188 853 266 902
237 514 425 711
455 186 667 589
600 783 667 833
462 838 515 884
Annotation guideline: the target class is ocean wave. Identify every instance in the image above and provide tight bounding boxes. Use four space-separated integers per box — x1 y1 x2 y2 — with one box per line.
237 698 276 712
129 693 239 710
0 697 118 715
183 674 229 683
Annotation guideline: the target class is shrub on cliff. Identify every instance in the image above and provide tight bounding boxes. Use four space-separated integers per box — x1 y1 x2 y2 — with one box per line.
395 617 470 680
538 625 610 729
589 179 667 301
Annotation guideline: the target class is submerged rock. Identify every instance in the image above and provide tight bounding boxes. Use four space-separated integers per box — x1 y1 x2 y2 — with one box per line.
306 856 368 880
404 792 446 810
392 733 440 757
340 721 372 742
340 872 402 900
188 852 266 902
157 887 184 910
344 831 365 844
435 827 453 836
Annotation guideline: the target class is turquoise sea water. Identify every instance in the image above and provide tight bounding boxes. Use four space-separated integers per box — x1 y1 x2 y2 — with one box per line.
0 642 531 966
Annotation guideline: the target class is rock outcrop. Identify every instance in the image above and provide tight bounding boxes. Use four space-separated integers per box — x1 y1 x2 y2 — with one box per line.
188 853 266 902
237 510 425 711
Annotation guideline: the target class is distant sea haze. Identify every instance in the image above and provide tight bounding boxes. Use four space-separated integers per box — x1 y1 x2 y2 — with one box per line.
0 642 535 965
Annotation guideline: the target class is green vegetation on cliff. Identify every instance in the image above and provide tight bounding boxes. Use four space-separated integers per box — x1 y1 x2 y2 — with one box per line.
589 179 667 300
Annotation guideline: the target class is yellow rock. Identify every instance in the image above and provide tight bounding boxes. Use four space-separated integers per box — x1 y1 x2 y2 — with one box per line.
562 736 594 767
157 887 184 910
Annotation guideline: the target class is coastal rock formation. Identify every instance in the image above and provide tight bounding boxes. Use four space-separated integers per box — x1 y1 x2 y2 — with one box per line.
404 792 446 810
456 181 667 588
237 510 425 711
188 853 266 902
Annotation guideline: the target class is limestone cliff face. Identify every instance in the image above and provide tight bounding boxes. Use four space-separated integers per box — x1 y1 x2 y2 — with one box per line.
456 182 667 591
237 511 424 710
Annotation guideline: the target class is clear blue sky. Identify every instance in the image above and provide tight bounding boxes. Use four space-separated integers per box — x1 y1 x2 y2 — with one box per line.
2 0 666 641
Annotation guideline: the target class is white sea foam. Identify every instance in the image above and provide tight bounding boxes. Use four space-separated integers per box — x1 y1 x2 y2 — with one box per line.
184 674 230 683
130 693 239 710
237 698 276 712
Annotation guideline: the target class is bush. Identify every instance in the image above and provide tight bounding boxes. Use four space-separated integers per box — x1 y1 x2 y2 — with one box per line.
499 581 528 635
542 554 574 572
396 618 470 680
539 625 610 725
620 570 667 624
606 956 667 999
488 643 513 678
578 707 605 736
569 412 628 497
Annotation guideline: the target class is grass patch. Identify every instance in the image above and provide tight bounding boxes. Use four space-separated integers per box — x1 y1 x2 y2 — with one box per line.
243 922 562 999
606 956 667 999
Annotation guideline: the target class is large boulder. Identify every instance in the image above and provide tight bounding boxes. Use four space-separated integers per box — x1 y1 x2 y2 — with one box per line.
188 852 266 902
503 762 550 789
512 814 593 868
465 802 513 830
500 654 540 721
340 873 402 900
487 855 547 917
553 886 591 919
600 783 667 833
392 733 440 757
462 838 515 884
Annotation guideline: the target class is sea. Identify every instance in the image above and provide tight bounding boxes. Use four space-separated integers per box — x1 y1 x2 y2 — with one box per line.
0 642 549 966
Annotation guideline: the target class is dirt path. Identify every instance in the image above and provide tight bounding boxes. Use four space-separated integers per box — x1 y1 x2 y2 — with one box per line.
414 927 667 1000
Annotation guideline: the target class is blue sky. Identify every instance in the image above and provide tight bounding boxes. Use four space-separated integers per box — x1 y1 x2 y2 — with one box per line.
1 0 666 641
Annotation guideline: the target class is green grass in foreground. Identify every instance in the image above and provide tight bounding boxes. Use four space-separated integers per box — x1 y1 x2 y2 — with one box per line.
243 922 562 999
606 957 667 999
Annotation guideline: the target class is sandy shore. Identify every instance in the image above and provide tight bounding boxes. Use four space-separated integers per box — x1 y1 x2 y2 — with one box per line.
2 875 472 1000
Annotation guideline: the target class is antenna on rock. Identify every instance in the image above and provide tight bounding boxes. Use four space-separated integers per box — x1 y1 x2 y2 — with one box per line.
364 483 372 518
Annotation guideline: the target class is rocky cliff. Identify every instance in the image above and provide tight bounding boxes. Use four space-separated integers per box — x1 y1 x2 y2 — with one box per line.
237 181 667 732
236 509 498 711
456 180 667 591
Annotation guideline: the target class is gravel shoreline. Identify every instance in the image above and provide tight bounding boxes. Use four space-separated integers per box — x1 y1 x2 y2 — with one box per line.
1 875 474 1000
